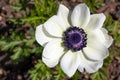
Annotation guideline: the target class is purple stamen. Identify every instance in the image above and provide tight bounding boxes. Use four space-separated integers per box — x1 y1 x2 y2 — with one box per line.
63 26 87 51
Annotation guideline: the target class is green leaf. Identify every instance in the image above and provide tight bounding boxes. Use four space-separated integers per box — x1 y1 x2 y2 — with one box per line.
91 69 107 80
26 39 35 46
85 0 103 13
11 6 22 12
2 42 16 51
29 60 52 80
10 47 22 60
54 66 66 80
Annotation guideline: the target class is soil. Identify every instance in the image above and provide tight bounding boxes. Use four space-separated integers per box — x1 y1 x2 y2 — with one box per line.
0 0 120 80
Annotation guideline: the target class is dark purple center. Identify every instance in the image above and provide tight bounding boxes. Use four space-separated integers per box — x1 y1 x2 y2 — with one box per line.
63 26 87 51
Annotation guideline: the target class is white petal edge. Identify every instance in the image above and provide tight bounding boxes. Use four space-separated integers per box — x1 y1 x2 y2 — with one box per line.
60 50 80 77
57 4 70 30
78 65 84 72
42 57 59 68
78 51 103 73
101 28 108 33
44 15 64 37
87 28 113 48
42 39 64 68
85 13 106 32
83 40 109 61
35 24 54 47
71 3 90 28
100 28 113 48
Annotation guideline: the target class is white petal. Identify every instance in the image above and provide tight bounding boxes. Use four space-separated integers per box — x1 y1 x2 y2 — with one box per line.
57 4 70 30
83 40 109 61
42 57 59 68
60 50 80 77
101 28 108 33
42 39 64 67
78 51 103 73
85 13 106 31
35 24 54 47
85 60 103 73
87 28 113 48
44 15 64 37
78 65 84 72
71 3 90 28
100 28 113 48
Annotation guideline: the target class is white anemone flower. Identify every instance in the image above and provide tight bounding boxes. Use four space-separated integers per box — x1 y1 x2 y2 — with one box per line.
35 3 113 77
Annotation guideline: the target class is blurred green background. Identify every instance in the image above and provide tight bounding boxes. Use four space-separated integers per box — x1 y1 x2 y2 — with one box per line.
0 0 120 80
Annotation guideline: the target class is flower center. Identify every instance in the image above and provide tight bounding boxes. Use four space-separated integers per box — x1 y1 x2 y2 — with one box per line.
63 26 87 51
70 33 81 44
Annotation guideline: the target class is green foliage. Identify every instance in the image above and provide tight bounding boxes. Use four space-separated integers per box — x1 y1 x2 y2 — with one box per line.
0 0 58 62
91 69 107 80
85 0 103 13
9 0 57 26
110 21 120 48
54 66 66 80
91 56 112 80
29 60 52 80
71 71 80 80
91 57 111 80
10 0 22 12
29 61 66 80
1 0 59 79
10 47 23 60
0 39 41 62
